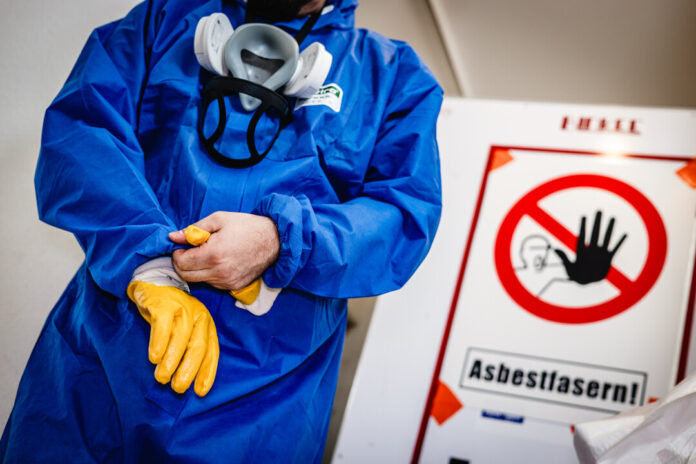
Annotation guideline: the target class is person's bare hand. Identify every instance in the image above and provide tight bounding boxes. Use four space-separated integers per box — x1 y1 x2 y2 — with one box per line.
170 212 280 291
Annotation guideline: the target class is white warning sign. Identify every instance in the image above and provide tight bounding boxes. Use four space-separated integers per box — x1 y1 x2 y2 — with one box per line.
415 144 696 460
333 101 696 464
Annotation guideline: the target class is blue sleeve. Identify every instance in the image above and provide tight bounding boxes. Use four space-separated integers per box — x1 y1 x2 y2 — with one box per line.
35 0 176 298
256 45 443 298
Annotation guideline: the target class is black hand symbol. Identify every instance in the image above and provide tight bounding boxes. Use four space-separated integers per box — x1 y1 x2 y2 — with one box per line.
554 211 627 285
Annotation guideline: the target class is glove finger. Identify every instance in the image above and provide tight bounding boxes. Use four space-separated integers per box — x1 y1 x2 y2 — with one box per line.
170 316 209 394
148 306 174 364
230 279 262 306
194 320 219 397
154 308 193 385
183 225 211 246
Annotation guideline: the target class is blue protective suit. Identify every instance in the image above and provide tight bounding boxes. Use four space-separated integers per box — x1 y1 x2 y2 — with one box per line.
1 0 442 462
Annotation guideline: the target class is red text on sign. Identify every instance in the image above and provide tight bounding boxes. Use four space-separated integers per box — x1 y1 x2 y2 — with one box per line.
561 116 641 135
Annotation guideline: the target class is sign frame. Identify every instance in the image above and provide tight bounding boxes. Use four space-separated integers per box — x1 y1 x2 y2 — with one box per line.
411 145 696 463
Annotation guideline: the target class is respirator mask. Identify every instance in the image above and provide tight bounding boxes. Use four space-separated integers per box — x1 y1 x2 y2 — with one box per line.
194 7 332 168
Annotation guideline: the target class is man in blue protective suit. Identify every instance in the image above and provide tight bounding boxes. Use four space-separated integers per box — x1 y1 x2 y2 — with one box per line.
0 0 442 462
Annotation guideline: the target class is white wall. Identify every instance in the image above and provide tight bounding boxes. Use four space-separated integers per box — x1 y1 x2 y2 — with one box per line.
356 0 459 95
430 0 696 106
0 0 140 428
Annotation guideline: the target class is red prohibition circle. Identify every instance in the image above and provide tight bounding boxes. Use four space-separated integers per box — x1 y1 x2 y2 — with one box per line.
494 174 667 324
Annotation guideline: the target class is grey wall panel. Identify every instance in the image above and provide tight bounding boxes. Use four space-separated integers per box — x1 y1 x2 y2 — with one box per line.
356 0 460 95
431 0 696 107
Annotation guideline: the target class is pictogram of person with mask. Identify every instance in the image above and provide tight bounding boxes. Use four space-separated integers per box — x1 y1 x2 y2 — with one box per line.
0 0 443 462
513 211 628 303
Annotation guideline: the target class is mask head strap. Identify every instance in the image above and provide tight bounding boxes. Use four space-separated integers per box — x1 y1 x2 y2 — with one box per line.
199 8 321 168
244 8 321 46
293 11 321 45
198 76 293 168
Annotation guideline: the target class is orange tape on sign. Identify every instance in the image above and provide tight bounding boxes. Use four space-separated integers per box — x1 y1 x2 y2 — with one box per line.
490 148 514 171
677 158 696 188
430 379 463 425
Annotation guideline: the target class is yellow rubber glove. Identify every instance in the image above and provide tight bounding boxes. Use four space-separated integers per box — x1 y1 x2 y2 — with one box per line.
127 259 219 396
183 225 211 247
183 225 269 308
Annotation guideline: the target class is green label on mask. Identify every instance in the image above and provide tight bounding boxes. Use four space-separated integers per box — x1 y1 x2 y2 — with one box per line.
295 83 343 113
